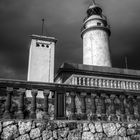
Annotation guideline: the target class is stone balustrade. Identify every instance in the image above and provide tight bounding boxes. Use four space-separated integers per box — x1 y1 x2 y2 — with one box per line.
66 74 140 91
0 79 140 122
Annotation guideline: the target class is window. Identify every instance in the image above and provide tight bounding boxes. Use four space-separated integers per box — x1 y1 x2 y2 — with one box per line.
36 43 40 47
97 22 101 26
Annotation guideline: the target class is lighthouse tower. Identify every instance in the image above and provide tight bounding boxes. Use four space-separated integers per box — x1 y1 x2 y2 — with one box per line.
81 1 112 67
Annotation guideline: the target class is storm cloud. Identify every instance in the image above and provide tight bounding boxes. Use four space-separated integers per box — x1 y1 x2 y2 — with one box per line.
0 0 140 80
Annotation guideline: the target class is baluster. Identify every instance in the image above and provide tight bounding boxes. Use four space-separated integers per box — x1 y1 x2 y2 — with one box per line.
110 80 113 88
80 92 87 119
83 77 85 86
71 77 75 85
95 79 98 87
91 93 96 120
17 88 25 119
87 78 90 86
102 79 106 88
117 81 121 89
101 94 106 120
110 94 117 121
91 78 94 86
129 82 132 90
70 92 76 119
119 95 126 121
3 87 13 119
136 82 139 90
75 77 78 85
106 80 109 88
126 81 129 89
79 77 81 85
136 96 140 121
43 90 50 119
30 89 38 119
114 80 117 88
127 95 134 120
98 79 102 87
132 82 136 90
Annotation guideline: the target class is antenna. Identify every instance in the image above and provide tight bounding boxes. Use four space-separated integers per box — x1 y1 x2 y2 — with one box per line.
41 18 45 35
125 56 128 69
92 0 96 4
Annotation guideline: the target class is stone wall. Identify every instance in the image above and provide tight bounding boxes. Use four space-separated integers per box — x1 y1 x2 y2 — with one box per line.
0 120 140 140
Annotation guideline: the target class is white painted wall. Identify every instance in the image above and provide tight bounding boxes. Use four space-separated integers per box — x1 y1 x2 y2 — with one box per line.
83 18 112 67
27 36 55 83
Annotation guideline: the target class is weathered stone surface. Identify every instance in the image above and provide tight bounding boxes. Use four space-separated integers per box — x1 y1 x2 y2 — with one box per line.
82 132 94 140
3 121 14 127
77 123 83 132
118 127 126 137
15 134 30 140
1 125 19 140
36 110 45 120
0 122 2 133
89 123 95 133
116 123 121 130
95 122 102 132
68 130 81 140
18 121 32 135
94 133 106 140
53 130 57 139
35 137 43 140
42 129 52 140
58 128 69 138
112 136 129 140
30 128 41 139
128 123 136 129
83 123 89 131
127 128 136 136
103 123 117 137
131 135 140 140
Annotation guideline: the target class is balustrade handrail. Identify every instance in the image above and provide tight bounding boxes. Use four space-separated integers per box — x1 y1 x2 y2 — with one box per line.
0 78 140 121
0 78 139 96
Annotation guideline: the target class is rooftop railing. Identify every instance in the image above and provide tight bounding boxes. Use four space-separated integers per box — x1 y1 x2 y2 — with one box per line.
0 79 140 121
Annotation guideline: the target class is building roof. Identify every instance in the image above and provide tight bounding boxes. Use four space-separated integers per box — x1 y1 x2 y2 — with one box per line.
55 63 140 81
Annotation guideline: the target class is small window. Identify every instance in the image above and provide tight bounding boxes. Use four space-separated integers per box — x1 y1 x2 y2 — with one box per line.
42 44 45 47
36 43 40 47
46 45 49 48
97 22 101 26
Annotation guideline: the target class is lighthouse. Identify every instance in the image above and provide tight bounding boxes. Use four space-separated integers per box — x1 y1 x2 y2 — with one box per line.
81 1 112 67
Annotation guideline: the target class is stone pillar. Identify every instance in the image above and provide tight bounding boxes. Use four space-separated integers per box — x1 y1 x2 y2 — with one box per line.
70 92 76 119
3 87 13 119
17 88 25 119
30 89 38 119
137 96 140 121
128 95 134 121
119 95 126 121
91 93 96 120
85 94 91 120
80 92 87 119
43 90 50 119
101 94 106 120
110 94 117 121
96 94 102 120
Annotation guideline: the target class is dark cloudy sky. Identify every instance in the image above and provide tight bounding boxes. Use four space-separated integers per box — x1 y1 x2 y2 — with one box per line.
0 0 140 80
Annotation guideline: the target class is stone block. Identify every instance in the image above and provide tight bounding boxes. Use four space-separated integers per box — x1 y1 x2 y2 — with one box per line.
102 123 117 137
18 121 32 135
1 124 19 140
15 134 30 140
30 128 41 139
